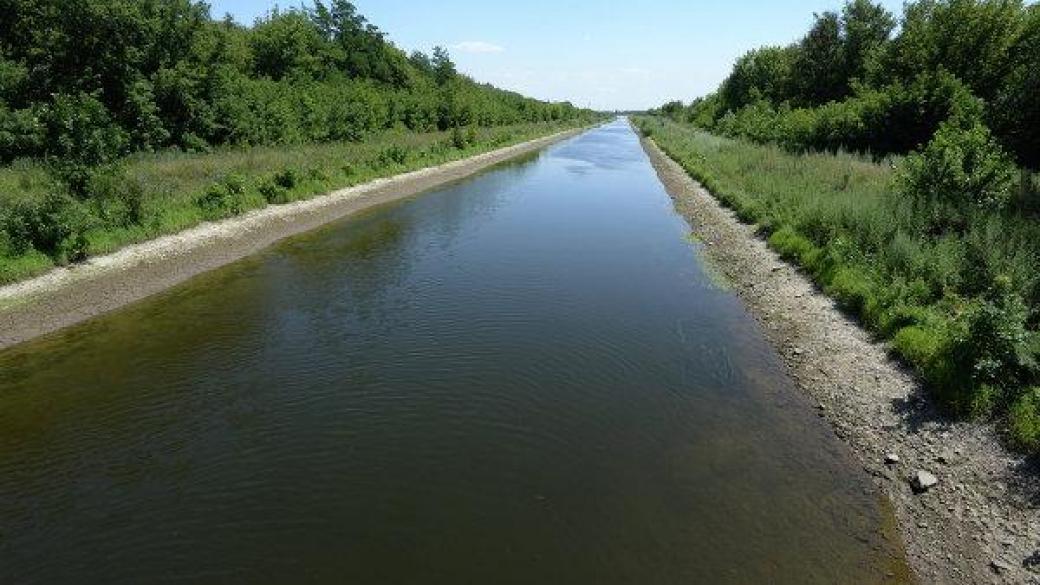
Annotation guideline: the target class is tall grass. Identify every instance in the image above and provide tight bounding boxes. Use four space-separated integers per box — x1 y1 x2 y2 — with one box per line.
0 121 584 285
636 116 1040 454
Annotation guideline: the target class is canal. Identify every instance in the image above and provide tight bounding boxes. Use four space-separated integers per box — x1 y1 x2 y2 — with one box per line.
0 120 909 583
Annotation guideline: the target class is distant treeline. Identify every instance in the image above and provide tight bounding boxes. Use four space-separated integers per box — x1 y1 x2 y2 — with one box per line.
657 0 1038 169
0 0 588 167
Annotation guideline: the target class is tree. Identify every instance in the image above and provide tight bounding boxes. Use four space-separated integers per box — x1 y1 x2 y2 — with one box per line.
719 46 796 111
791 11 847 105
251 9 328 80
311 0 409 85
431 46 456 85
991 4 1040 167
873 0 1025 101
841 0 896 83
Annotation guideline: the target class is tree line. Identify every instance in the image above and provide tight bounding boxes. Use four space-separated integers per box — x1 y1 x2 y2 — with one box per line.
657 0 1038 169
0 0 587 169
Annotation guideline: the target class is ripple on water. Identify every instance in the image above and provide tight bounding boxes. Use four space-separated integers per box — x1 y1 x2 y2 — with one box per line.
0 120 911 584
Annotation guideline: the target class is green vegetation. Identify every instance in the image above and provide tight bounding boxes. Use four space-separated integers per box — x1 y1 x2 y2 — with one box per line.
0 0 599 282
658 0 1039 170
636 116 1040 454
0 121 586 283
649 0 1040 453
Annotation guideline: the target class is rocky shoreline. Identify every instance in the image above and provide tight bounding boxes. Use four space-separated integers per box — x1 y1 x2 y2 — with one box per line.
641 134 1040 584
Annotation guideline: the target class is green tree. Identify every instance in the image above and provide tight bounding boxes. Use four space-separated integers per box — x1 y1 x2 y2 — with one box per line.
251 9 329 81
431 46 456 85
719 46 796 111
991 4 1040 167
842 0 896 83
791 11 847 105
873 0 1025 101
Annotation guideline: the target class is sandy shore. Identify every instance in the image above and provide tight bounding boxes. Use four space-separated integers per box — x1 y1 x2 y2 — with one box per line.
641 135 1040 584
0 128 584 350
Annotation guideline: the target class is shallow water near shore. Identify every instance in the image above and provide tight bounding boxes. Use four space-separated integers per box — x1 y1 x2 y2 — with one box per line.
0 120 911 583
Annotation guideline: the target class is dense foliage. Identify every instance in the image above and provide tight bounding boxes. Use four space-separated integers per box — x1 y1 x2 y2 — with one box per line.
0 0 585 162
0 0 597 279
658 0 1039 169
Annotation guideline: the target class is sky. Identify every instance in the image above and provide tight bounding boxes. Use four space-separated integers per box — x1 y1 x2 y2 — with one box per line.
207 0 907 111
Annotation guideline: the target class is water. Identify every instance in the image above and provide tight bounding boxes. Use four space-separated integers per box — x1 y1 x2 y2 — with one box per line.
0 120 910 584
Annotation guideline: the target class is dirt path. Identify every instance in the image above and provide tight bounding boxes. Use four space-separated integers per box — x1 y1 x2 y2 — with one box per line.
641 135 1040 584
0 128 584 351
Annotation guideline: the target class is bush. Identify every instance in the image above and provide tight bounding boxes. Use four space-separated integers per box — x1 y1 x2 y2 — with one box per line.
378 145 409 166
258 178 289 205
0 191 93 262
451 126 469 149
197 175 250 220
42 93 128 167
768 226 814 263
1009 388 1040 453
0 106 46 162
936 279 1036 416
825 265 875 314
273 168 300 190
896 118 1018 231
83 165 145 228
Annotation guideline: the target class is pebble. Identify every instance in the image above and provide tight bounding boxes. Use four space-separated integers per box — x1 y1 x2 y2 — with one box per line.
990 559 1012 575
885 453 901 465
911 470 939 493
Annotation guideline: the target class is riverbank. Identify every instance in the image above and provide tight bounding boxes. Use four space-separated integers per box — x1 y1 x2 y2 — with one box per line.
0 127 586 350
640 134 1040 584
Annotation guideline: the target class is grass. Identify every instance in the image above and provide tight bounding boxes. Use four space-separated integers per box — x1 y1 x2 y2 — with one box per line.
0 120 587 285
635 115 1040 455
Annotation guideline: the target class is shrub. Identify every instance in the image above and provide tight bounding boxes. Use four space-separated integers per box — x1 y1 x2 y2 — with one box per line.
0 106 46 162
825 265 875 314
894 324 944 366
938 279 1036 415
0 191 94 262
197 175 250 220
273 168 300 190
258 178 289 205
84 166 146 228
451 126 469 149
42 93 128 167
1009 388 1040 453
378 145 409 166
896 118 1018 231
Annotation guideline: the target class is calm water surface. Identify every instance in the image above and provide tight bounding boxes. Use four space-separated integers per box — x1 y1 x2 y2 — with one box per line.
0 120 910 583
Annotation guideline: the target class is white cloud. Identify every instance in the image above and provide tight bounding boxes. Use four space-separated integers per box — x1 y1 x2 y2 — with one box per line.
452 41 505 54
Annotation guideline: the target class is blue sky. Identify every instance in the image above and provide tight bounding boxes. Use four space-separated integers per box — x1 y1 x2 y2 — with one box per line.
208 0 907 110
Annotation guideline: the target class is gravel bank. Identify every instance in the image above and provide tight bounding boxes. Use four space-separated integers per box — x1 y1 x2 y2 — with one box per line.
0 128 583 350
642 135 1040 585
